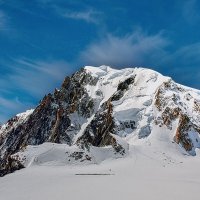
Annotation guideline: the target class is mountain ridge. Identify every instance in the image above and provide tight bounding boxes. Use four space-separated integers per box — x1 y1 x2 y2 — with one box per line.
1 65 200 177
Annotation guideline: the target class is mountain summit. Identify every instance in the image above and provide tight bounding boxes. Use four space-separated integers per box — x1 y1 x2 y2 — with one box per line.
1 66 200 176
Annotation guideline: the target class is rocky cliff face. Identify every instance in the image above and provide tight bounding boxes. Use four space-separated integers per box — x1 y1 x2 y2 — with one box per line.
154 79 200 153
1 66 200 176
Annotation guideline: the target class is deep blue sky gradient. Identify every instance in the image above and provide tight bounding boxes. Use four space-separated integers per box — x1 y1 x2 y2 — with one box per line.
0 0 200 122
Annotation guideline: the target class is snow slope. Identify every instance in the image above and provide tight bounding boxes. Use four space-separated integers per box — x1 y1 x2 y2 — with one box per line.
1 144 200 200
84 66 200 154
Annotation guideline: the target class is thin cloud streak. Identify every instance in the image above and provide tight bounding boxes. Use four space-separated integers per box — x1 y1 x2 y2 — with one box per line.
0 58 75 122
80 30 170 67
0 96 34 123
62 9 101 24
36 0 102 24
8 58 74 97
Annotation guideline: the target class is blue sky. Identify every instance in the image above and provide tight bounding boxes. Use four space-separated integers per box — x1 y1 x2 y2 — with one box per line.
0 0 200 122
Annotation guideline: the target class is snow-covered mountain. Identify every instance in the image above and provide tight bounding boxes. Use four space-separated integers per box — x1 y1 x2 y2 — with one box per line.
1 66 200 177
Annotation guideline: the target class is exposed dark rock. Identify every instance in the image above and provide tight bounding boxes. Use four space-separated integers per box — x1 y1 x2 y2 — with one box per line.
0 156 25 177
155 80 200 153
76 99 115 148
161 107 181 129
194 100 200 113
117 76 135 91
111 76 135 101
0 68 97 176
76 95 126 155
174 114 194 151
69 151 92 161
111 90 124 101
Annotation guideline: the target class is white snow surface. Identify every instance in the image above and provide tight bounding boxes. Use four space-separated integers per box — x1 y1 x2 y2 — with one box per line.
85 66 200 153
1 142 200 200
1 66 200 200
84 66 168 104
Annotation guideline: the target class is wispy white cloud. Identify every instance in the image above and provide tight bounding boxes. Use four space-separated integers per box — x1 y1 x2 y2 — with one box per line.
8 58 74 97
36 0 102 24
0 96 34 123
171 42 200 62
160 42 200 71
62 9 101 24
0 58 75 122
0 96 22 110
80 30 169 67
